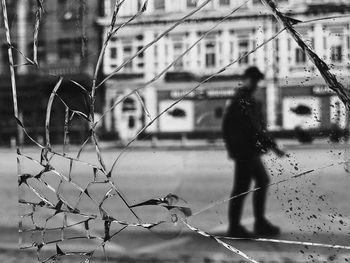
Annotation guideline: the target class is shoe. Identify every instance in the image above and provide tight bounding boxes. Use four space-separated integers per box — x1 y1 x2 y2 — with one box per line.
254 220 280 237
227 225 255 238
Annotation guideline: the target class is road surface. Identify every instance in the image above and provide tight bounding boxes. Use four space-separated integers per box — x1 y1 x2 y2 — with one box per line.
0 143 349 262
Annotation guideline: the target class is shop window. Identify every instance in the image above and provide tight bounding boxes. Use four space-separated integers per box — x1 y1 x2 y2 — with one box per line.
205 41 216 68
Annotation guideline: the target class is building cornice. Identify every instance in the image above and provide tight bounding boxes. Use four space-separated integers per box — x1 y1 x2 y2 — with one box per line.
96 12 275 27
96 4 350 27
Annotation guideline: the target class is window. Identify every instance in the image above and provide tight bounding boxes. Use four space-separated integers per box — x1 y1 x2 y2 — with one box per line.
230 41 234 57
123 45 133 71
205 41 216 68
328 32 343 63
137 46 144 58
173 43 184 70
219 0 230 6
187 0 196 8
238 39 249 64
110 47 117 59
295 48 306 64
57 38 81 64
58 39 71 59
27 41 46 64
154 0 165 11
122 97 136 112
154 45 158 58
119 37 144 73
330 45 342 62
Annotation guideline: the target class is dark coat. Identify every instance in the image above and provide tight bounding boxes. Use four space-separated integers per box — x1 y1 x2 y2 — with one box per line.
222 88 277 159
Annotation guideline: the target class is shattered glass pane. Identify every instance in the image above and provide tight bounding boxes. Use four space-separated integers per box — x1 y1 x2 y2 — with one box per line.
0 0 350 262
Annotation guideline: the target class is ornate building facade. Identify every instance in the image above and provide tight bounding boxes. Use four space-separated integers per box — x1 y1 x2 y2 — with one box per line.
97 0 350 141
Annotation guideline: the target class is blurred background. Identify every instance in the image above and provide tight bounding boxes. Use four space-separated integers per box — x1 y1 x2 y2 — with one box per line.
0 0 349 146
1 0 350 262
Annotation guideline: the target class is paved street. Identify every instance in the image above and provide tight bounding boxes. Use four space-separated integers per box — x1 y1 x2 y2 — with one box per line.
0 142 350 262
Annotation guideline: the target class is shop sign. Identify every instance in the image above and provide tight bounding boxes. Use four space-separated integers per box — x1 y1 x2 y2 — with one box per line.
312 85 336 95
170 88 236 100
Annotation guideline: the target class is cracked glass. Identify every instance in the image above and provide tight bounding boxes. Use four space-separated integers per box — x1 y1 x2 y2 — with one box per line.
0 0 350 262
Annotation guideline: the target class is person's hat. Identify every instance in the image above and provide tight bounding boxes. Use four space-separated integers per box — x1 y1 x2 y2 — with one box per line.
243 66 264 80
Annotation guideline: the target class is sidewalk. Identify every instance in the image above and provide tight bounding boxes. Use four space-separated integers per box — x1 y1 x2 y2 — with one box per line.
8 226 350 263
7 211 350 262
1 138 348 153
95 138 349 151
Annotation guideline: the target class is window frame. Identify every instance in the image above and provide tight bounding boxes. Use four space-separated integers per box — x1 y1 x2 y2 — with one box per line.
238 38 250 65
295 48 307 65
205 40 217 68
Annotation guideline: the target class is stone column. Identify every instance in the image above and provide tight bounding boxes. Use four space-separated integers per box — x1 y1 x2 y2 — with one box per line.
17 0 28 75
264 19 279 131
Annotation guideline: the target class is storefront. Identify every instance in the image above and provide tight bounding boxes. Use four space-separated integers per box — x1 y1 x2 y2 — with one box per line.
153 80 267 137
280 81 349 131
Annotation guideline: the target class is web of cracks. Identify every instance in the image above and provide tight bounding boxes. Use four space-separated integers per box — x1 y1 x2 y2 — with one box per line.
1 0 350 262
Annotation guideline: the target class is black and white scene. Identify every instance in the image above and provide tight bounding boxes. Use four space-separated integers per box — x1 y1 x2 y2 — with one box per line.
0 0 350 262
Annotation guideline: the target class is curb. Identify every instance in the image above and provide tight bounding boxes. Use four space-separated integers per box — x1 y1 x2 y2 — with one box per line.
1 140 348 153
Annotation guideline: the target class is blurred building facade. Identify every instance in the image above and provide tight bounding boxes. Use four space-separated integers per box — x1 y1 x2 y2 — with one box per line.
97 0 350 141
0 0 102 145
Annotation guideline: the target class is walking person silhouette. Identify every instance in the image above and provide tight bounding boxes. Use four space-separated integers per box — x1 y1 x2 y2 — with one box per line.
222 66 285 238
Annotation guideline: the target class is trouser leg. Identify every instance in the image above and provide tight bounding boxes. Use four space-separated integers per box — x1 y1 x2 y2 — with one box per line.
252 156 270 223
228 159 252 229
